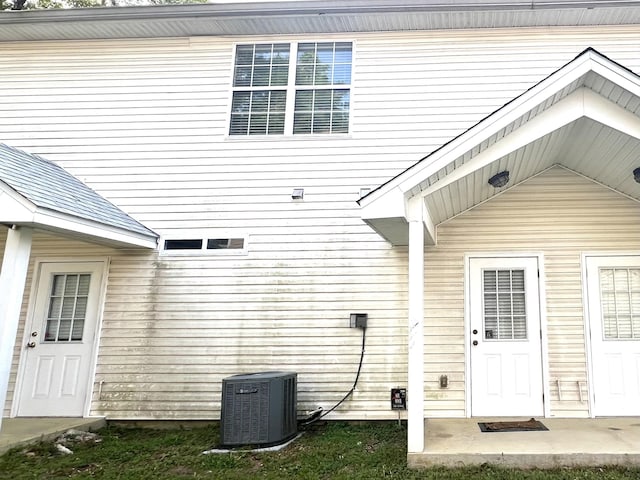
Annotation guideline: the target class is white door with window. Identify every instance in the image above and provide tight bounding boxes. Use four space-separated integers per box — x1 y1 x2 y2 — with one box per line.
586 255 640 416
469 257 544 416
17 262 105 417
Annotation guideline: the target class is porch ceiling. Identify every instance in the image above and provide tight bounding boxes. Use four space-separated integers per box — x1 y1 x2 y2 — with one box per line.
360 48 640 245
425 117 640 226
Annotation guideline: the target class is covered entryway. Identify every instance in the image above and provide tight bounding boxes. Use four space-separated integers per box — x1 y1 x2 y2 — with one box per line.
468 257 544 417
0 143 157 430
586 255 640 416
359 48 640 455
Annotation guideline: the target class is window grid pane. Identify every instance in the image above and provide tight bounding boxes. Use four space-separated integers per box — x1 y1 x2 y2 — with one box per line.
483 269 527 340
230 90 286 136
44 274 90 343
293 89 350 134
600 267 640 340
294 42 352 134
233 43 290 88
230 43 290 136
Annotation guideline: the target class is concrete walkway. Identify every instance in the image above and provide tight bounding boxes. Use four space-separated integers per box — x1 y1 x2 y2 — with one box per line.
409 417 640 468
0 417 106 455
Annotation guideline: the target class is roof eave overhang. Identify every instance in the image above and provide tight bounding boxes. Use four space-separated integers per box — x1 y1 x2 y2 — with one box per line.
0 187 157 249
360 48 640 245
2 1 640 41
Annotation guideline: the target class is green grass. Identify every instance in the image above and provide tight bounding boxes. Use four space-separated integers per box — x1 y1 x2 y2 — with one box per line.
1 422 639 479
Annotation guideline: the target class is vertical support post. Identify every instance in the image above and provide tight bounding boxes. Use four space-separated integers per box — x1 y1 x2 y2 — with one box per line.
407 199 425 453
0 226 33 430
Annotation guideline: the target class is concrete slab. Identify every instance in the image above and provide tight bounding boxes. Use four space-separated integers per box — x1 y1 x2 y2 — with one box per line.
409 417 640 468
0 417 106 455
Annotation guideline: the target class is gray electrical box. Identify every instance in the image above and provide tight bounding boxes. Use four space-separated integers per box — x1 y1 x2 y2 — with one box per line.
350 313 368 328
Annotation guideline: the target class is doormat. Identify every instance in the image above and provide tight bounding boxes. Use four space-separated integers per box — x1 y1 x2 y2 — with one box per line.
478 418 548 432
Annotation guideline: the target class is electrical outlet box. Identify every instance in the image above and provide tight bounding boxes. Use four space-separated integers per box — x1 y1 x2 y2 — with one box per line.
391 388 406 410
349 313 368 328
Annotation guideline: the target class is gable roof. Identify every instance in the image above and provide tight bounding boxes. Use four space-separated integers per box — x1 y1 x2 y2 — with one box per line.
360 47 640 245
1 1 640 41
0 143 157 248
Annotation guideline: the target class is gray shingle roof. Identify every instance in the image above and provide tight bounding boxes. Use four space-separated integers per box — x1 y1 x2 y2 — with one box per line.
0 143 156 239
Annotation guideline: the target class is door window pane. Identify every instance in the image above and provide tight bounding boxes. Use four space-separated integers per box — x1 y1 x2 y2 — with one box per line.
44 274 90 342
483 269 527 340
600 268 640 339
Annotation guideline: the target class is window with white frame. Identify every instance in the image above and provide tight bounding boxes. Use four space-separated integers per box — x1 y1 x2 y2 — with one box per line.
230 41 352 136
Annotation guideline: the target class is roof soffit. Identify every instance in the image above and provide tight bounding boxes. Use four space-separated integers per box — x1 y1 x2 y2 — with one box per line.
3 2 640 41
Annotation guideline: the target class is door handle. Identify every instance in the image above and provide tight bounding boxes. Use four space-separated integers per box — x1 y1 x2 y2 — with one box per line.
27 342 36 348
472 340 478 346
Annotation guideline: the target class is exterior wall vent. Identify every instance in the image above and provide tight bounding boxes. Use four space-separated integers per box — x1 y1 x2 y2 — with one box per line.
220 371 297 447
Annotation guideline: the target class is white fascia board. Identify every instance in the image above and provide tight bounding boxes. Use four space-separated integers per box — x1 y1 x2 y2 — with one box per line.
0 186 37 222
31 209 157 249
362 53 597 209
360 186 407 220
0 183 156 248
589 53 640 98
398 58 596 195
583 88 640 141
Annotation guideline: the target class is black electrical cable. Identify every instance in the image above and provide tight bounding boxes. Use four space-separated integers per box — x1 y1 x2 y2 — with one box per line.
301 326 366 425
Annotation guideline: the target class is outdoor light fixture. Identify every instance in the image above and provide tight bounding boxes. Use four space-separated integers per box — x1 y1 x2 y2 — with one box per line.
292 188 304 200
488 170 510 188
634 167 640 184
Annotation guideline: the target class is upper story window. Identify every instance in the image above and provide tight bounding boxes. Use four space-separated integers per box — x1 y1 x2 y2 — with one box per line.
230 41 352 136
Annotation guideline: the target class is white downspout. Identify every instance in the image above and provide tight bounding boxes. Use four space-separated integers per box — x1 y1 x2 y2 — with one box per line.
407 198 425 453
0 226 33 430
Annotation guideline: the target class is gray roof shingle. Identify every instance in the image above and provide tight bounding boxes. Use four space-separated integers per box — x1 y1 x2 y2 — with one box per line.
0 143 156 239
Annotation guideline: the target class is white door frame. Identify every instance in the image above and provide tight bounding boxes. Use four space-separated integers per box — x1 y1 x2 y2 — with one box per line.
582 252 640 418
464 253 550 418
11 257 109 418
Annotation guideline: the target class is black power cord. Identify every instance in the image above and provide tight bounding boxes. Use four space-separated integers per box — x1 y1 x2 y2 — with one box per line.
301 326 366 425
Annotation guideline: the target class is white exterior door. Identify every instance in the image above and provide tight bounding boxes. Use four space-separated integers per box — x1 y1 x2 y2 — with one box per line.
469 257 544 417
17 261 105 417
586 255 640 416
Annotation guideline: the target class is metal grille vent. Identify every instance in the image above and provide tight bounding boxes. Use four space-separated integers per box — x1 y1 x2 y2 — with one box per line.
220 371 297 447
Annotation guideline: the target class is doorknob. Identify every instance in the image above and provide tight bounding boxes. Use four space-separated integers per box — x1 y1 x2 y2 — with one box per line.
26 342 36 348
472 329 478 335
472 340 478 346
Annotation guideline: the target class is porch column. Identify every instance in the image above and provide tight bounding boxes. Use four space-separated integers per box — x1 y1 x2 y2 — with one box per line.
0 226 33 430
407 200 425 453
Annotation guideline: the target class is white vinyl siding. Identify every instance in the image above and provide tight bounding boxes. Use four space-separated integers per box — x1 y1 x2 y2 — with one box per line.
2 27 640 420
425 167 640 418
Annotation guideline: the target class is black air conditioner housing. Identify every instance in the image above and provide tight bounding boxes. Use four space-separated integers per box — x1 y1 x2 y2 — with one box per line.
220 371 297 447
